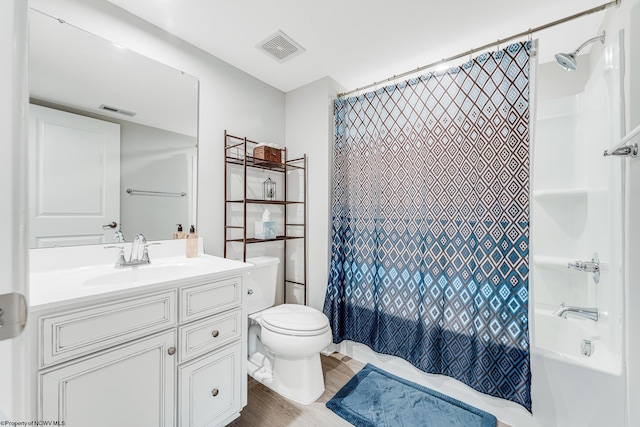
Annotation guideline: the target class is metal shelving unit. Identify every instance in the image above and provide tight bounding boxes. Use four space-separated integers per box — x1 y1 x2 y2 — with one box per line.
223 130 307 305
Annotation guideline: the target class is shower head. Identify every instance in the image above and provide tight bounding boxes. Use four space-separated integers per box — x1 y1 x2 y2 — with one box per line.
554 52 577 71
554 31 606 71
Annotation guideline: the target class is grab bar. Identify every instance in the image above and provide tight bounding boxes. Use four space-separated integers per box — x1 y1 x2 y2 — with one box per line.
603 144 638 158
126 188 186 197
604 123 640 158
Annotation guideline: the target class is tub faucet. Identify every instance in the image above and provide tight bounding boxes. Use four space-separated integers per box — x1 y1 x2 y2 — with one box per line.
554 302 598 321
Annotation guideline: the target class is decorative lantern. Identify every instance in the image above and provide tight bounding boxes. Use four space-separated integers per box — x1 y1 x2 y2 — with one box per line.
263 177 276 201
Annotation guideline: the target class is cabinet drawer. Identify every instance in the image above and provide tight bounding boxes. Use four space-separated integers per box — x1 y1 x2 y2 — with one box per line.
178 343 241 427
180 277 241 323
40 290 177 368
179 308 242 363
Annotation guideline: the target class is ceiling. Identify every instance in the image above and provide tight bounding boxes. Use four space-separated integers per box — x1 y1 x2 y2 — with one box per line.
105 0 610 94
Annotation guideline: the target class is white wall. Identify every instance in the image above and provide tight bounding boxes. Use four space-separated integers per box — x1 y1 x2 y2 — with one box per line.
284 77 345 310
29 0 286 257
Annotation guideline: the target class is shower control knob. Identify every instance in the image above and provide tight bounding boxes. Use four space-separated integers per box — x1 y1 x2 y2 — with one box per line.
211 388 219 397
211 330 219 338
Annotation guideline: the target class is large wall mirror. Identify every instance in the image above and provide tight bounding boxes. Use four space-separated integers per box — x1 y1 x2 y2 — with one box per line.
28 8 199 248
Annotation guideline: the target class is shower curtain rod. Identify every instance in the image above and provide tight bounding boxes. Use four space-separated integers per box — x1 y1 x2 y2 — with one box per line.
338 0 621 98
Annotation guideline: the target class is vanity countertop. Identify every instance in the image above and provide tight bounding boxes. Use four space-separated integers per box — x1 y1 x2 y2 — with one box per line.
29 239 252 312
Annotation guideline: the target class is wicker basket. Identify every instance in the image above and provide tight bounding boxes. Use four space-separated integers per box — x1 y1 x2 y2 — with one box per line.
253 145 283 165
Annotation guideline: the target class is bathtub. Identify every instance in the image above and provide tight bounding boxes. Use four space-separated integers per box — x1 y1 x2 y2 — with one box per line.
530 307 625 427
333 307 625 427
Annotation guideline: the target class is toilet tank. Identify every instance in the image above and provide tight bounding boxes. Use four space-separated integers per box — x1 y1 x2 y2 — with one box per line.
246 256 280 315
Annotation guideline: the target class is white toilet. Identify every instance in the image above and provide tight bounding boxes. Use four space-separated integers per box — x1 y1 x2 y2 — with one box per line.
246 256 332 404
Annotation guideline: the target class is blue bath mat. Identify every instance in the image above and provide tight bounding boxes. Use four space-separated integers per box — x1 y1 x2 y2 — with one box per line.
326 364 497 427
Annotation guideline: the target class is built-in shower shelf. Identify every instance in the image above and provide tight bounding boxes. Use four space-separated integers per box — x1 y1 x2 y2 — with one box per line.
532 188 588 204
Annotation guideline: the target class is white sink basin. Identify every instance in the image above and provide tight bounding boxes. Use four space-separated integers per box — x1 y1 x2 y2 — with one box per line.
84 262 212 287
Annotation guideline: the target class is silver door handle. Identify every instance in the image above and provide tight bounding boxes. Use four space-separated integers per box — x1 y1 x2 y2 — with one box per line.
0 293 27 340
102 221 118 229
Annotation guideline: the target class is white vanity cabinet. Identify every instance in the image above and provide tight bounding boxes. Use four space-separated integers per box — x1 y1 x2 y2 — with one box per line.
33 273 246 427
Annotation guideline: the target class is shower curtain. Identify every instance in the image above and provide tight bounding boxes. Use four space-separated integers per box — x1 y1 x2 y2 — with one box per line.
324 42 532 410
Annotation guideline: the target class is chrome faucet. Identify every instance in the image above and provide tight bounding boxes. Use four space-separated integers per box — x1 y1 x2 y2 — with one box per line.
130 234 147 263
114 229 125 243
567 260 599 274
567 253 600 284
104 235 160 268
553 302 599 321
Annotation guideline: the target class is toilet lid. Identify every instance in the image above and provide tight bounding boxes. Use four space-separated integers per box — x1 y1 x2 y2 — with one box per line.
260 304 330 336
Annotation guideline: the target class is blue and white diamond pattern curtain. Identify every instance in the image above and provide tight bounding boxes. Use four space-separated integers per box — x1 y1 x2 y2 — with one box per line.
324 42 532 410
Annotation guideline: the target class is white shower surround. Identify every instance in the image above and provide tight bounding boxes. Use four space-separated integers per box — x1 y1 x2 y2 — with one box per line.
530 32 625 427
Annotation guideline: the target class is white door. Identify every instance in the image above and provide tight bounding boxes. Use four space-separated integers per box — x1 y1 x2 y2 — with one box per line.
29 104 120 248
0 0 29 421
39 330 177 427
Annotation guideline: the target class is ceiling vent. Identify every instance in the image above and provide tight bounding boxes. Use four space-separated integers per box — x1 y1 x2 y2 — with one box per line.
256 30 305 63
99 104 137 117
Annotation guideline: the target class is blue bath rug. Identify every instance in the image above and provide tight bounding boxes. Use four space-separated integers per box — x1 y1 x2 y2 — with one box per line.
326 364 497 427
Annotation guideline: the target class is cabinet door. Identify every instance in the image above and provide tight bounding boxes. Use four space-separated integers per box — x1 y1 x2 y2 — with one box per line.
178 342 241 427
39 330 176 427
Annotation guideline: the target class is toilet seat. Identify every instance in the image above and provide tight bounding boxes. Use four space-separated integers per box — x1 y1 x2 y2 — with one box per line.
259 304 330 336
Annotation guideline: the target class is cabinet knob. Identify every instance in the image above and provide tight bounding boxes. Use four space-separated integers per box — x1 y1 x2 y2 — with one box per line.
247 288 254 295
168 347 176 356
211 330 219 338
211 388 219 397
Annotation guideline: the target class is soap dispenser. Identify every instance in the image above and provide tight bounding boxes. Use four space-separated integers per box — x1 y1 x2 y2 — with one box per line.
173 224 186 239
186 225 198 258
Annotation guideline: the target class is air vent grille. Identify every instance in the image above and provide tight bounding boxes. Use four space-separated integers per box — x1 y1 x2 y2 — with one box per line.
99 104 137 117
256 30 305 63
